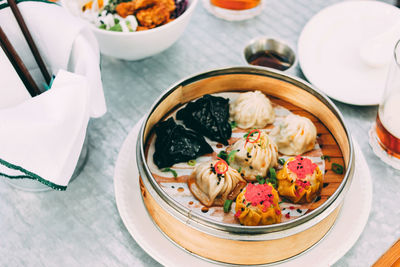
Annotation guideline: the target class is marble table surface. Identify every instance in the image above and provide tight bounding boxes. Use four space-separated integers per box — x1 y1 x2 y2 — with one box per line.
1 0 400 266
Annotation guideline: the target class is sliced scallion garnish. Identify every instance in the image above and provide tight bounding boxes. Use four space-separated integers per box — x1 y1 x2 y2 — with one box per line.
161 167 178 178
256 175 265 184
267 168 278 189
243 128 257 138
321 155 331 162
187 159 196 166
227 149 238 165
269 168 277 179
217 150 228 161
223 199 233 213
332 163 344 174
278 158 286 165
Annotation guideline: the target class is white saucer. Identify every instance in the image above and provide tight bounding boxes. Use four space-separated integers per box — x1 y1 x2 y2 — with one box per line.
298 1 400 106
114 119 372 266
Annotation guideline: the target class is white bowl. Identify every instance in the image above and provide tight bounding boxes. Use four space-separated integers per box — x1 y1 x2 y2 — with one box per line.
62 0 198 60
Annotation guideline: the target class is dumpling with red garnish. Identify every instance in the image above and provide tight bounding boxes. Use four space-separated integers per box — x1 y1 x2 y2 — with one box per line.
230 130 278 181
277 156 323 203
235 183 281 226
188 160 246 207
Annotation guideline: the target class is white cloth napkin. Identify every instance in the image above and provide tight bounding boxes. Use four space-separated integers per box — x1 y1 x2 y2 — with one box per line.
0 70 90 190
0 0 106 189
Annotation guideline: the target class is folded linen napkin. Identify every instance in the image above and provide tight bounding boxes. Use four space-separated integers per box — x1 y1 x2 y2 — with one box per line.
0 0 106 189
0 70 90 190
0 0 106 116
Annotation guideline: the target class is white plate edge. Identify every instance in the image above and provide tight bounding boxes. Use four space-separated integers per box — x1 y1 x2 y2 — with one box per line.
297 1 400 106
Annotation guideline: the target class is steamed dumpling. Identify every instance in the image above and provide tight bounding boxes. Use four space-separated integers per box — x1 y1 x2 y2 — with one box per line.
230 131 278 181
188 160 246 207
272 114 317 155
277 156 323 203
235 183 281 226
230 91 275 129
153 118 213 168
176 94 231 145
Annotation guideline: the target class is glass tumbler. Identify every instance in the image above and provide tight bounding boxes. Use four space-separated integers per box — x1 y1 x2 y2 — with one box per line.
203 0 263 21
369 39 400 170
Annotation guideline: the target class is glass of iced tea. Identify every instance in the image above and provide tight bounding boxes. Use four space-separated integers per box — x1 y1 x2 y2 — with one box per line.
369 39 400 170
202 0 263 21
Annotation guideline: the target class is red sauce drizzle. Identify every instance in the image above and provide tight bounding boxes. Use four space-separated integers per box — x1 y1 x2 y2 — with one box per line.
287 156 317 179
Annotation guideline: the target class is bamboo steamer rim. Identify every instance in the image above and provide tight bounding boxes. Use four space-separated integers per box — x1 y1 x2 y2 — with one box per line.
137 66 355 238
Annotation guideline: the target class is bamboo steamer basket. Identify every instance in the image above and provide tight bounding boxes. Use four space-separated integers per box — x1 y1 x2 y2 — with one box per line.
136 67 355 265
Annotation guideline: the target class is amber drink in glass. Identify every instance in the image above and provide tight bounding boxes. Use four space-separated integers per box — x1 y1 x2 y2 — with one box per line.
370 39 400 169
203 0 262 21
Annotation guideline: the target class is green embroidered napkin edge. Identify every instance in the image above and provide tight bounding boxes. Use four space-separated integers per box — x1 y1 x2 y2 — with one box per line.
0 158 67 191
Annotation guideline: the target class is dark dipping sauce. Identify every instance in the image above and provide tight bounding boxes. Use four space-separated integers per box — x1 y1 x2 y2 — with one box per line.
248 50 292 71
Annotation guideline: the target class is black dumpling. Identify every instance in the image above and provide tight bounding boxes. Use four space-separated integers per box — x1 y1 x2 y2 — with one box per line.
153 118 213 169
176 94 231 145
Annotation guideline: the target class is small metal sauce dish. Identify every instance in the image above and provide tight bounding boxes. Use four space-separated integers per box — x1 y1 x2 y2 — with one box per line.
243 37 297 72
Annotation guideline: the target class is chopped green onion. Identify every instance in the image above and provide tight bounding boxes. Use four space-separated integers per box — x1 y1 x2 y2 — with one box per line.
256 175 265 184
238 167 242 173
266 168 278 189
331 163 344 174
187 159 196 166
321 155 331 162
98 24 106 30
269 168 277 179
227 150 238 165
161 168 178 178
278 158 286 165
230 121 237 129
223 199 233 213
216 150 237 166
217 150 228 161
243 128 257 138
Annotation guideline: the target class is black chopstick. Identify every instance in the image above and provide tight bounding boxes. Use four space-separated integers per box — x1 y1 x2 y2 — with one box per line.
7 0 51 85
0 26 41 97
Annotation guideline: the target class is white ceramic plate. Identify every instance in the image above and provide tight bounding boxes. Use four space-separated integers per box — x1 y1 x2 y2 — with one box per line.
114 119 372 266
298 1 400 106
